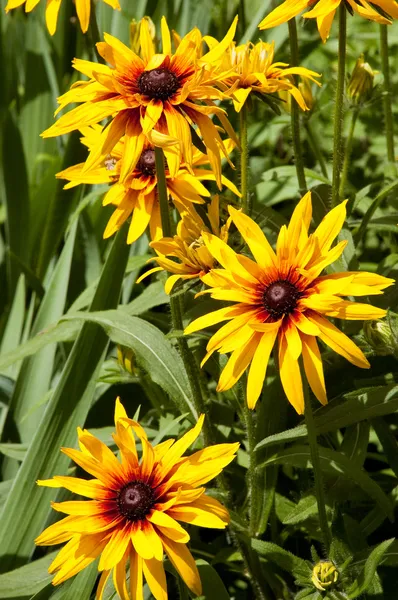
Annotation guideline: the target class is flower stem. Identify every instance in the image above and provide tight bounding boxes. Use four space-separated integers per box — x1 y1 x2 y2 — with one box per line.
302 366 332 550
339 108 359 199
288 17 307 195
242 399 258 537
379 24 397 177
154 148 212 442
239 103 250 214
305 121 329 179
331 4 347 208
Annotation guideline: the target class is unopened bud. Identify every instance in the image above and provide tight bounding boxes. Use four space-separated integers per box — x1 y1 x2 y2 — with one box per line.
363 319 397 356
299 78 315 111
130 17 156 54
117 345 136 375
311 561 338 591
348 55 377 103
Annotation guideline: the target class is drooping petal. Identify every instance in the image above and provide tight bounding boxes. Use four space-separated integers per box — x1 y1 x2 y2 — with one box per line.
162 537 202 597
301 334 327 406
278 333 304 414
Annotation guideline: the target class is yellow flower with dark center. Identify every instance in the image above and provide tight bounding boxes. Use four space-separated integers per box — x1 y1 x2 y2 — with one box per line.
185 193 394 413
58 126 238 244
217 40 321 112
5 0 120 35
139 196 234 293
41 16 239 187
259 0 398 43
36 399 238 599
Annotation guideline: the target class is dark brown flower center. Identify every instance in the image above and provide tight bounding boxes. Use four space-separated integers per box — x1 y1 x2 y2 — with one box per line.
263 280 300 319
137 149 156 176
117 481 155 521
138 68 179 100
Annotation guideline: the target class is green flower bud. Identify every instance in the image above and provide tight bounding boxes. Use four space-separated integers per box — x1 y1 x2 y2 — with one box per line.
348 55 377 103
130 17 156 54
117 345 136 375
363 319 397 356
311 561 338 591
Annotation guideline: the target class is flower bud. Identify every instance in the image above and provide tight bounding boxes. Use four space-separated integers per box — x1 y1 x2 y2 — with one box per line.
299 78 315 111
117 345 136 375
363 319 397 356
348 55 377 103
130 17 156 54
311 561 339 591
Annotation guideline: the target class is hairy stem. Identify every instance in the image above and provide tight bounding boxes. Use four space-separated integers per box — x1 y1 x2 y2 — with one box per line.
155 148 211 443
379 24 397 177
288 17 307 194
302 367 332 550
339 109 359 199
331 5 347 208
239 103 250 213
243 401 258 537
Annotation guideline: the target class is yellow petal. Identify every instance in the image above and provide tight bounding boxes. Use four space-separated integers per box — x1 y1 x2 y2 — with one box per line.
45 0 62 35
217 333 261 393
75 0 90 33
278 334 304 414
113 551 130 600
130 552 144 600
301 334 327 406
247 329 278 409
140 17 156 63
98 526 131 571
142 557 168 600
228 205 278 270
162 537 202 597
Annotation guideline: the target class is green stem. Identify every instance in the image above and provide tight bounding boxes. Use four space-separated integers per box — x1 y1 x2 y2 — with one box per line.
232 532 271 600
339 109 359 199
288 17 307 194
239 103 249 213
88 0 104 61
243 401 258 537
305 121 329 179
154 148 212 443
353 179 398 243
331 5 347 208
302 367 332 550
379 24 397 176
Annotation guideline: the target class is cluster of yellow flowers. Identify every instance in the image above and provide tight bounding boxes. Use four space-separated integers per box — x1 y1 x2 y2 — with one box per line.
5 1 397 598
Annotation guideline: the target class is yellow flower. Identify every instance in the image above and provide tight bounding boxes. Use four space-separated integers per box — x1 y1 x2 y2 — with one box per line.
185 193 394 413
259 0 398 43
217 40 321 112
140 195 234 293
41 16 238 187
5 0 120 35
58 126 238 244
312 561 339 591
36 398 238 598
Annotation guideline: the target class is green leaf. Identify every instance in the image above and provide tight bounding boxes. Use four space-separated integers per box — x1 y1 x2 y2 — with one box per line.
0 226 130 571
347 539 395 598
0 442 27 461
261 445 393 519
371 417 398 479
251 540 311 581
0 274 26 379
0 552 56 598
62 310 196 418
261 165 330 185
255 385 398 451
195 559 231 600
6 220 77 443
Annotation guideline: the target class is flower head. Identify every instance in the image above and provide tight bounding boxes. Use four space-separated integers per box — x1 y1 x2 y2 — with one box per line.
140 195 234 293
185 193 394 412
259 1 398 43
36 399 238 598
348 54 377 103
42 17 238 187
5 0 120 35
217 40 321 112
58 126 238 244
312 561 339 591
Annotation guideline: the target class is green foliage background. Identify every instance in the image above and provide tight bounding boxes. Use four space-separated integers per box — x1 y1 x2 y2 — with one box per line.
0 0 398 598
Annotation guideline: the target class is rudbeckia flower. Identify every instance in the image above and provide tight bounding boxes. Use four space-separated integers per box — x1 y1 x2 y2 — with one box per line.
36 399 238 598
58 126 238 244
139 195 236 293
185 193 394 413
5 0 120 36
216 40 321 112
41 16 238 187
259 0 398 43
